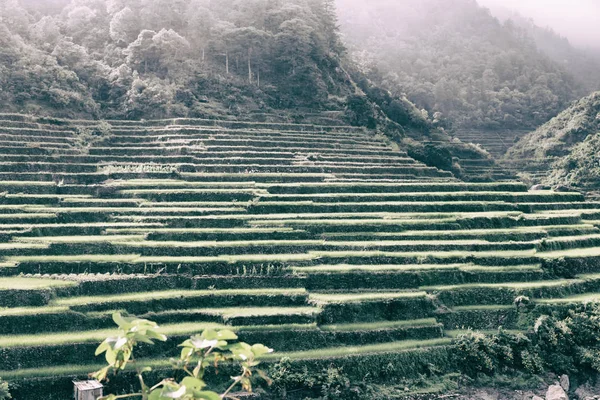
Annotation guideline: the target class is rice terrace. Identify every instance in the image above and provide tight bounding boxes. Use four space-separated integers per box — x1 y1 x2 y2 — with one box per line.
2 0 600 399
0 112 597 399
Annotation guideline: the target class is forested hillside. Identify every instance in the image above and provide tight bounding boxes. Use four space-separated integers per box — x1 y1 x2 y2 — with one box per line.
506 91 600 190
487 8 600 93
336 0 587 130
1 0 351 119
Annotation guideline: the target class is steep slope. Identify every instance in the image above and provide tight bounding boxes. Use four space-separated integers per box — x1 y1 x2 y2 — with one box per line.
336 0 582 130
504 91 600 188
487 8 600 93
2 115 600 398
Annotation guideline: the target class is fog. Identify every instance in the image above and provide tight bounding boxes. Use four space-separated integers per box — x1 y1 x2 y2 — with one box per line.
477 0 600 51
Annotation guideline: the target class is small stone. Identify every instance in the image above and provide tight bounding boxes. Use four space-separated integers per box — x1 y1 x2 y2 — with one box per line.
532 396 544 400
530 184 550 191
546 384 568 400
560 374 570 392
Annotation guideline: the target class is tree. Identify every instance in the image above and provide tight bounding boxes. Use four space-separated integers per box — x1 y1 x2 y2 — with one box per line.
185 3 213 61
230 27 271 84
209 21 236 74
151 28 190 77
125 30 160 74
29 16 62 50
109 7 140 44
275 18 313 75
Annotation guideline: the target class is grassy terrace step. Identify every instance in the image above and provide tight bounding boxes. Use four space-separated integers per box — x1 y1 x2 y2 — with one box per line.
423 274 600 306
308 291 435 323
436 305 520 330
0 318 445 370
258 191 582 203
258 181 529 193
64 238 539 255
0 338 453 400
0 277 77 307
0 249 554 275
296 263 546 289
321 225 599 242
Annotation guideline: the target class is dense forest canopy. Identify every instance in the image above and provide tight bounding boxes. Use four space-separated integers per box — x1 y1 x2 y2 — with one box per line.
335 0 599 130
1 0 352 119
487 7 600 93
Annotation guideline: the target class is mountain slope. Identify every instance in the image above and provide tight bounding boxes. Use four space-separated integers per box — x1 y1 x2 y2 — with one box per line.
480 4 600 93
336 0 583 130
3 0 351 119
505 91 600 189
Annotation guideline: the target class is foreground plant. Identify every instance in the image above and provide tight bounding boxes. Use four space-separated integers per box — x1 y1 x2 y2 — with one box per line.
92 313 273 400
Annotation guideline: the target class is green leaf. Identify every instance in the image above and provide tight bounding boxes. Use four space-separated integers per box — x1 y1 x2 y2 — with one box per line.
251 344 274 357
92 366 110 382
105 348 117 365
95 340 110 356
216 329 238 340
201 329 217 340
112 312 132 330
181 347 193 359
195 391 221 400
181 377 205 391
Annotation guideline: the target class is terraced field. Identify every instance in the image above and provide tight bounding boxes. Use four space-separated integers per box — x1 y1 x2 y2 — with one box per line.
2 114 600 398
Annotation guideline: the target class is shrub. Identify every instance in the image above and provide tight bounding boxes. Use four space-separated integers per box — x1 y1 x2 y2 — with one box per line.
73 121 113 153
405 140 454 171
344 95 377 129
454 303 600 378
92 313 272 400
0 379 10 400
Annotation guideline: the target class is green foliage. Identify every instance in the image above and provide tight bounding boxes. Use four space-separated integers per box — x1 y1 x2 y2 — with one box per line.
73 121 113 153
507 91 600 189
344 95 377 129
337 0 583 129
406 141 453 171
1 0 350 118
0 379 10 400
267 358 366 399
454 303 600 378
93 312 272 400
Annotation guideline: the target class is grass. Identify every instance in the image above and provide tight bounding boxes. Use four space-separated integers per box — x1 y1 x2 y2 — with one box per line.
189 306 320 317
309 291 427 304
539 247 600 258
0 322 228 348
54 288 307 307
0 277 77 290
14 235 147 243
537 292 600 304
0 338 452 379
421 279 579 291
7 254 141 263
0 306 69 317
264 338 452 360
320 318 439 331
295 264 468 273
444 329 523 338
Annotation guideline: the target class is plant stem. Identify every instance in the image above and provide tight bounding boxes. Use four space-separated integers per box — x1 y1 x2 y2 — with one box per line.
221 377 241 399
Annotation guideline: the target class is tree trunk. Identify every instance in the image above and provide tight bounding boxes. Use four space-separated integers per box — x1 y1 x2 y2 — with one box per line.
248 48 252 83
257 68 260 87
225 51 229 74
202 48 205 62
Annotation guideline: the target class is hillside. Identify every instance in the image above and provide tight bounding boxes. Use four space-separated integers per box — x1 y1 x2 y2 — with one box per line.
2 114 600 398
2 0 352 119
335 0 584 130
486 7 600 93
505 91 600 188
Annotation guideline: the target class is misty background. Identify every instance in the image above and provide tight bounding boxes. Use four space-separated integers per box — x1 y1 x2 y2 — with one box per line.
477 0 600 52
